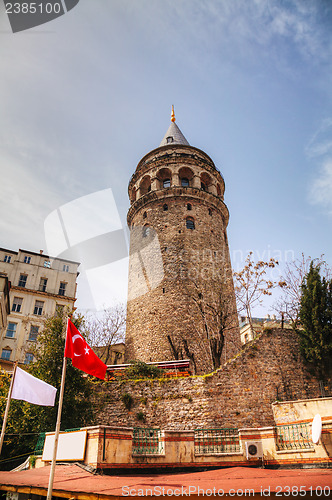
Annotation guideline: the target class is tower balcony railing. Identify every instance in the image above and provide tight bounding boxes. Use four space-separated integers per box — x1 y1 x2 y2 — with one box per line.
194 428 240 454
275 423 314 451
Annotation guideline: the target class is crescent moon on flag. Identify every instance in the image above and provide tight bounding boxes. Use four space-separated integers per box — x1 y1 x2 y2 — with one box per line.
72 334 83 356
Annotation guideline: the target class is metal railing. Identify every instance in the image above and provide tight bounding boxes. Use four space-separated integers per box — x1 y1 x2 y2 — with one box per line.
194 428 240 454
275 423 314 451
132 428 164 455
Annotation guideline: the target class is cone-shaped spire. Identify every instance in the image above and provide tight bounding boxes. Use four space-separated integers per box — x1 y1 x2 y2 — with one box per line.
159 106 190 147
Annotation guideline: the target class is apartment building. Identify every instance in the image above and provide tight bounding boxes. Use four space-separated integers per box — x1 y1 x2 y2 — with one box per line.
0 247 80 369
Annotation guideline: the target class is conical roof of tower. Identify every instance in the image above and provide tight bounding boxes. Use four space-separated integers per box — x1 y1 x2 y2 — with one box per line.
159 106 190 146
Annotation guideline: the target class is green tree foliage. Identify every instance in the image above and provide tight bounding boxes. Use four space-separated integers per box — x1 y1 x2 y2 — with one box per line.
0 309 94 470
298 262 332 378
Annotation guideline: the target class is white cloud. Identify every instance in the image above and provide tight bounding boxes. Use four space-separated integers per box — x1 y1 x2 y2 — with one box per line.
310 160 332 215
306 119 332 159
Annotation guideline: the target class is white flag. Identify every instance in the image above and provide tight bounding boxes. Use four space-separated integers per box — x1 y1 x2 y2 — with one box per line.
11 367 57 406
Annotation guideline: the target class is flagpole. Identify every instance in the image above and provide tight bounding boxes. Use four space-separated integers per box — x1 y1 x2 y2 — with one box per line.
46 353 67 500
0 362 18 456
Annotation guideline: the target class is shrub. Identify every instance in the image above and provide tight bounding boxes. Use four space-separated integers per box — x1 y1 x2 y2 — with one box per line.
124 361 164 379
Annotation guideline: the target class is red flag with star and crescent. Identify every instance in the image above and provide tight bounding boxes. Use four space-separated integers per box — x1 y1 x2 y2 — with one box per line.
65 319 107 380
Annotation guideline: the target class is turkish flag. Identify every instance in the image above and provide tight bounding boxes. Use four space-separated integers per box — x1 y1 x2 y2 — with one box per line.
65 319 107 380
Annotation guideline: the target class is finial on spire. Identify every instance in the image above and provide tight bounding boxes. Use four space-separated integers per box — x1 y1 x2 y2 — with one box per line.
171 105 176 122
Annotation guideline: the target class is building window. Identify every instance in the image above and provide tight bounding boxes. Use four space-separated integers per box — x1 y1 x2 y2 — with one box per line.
24 353 34 364
201 182 206 191
1 349 11 360
143 211 147 219
39 278 47 292
18 274 27 287
244 333 249 343
163 179 171 188
187 203 192 211
24 256 31 264
43 260 51 268
6 323 17 338
12 297 23 313
181 177 189 187
63 264 69 272
166 136 174 144
58 282 66 296
208 208 212 216
29 325 39 341
163 204 168 211
34 301 44 316
4 255 11 263
186 218 195 230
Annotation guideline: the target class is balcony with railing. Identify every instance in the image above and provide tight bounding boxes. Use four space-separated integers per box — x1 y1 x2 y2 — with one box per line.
194 428 240 455
132 428 164 455
275 423 314 451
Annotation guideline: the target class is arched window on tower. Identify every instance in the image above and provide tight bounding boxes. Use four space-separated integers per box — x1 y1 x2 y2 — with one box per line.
187 203 192 211
178 167 194 187
163 204 168 211
186 217 195 230
166 136 174 144
201 172 212 192
163 179 171 188
140 176 151 196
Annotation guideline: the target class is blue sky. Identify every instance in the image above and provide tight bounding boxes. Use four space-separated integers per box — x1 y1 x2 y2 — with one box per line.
0 0 331 313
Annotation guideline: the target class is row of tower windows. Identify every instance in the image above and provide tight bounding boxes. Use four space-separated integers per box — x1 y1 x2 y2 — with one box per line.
130 167 222 202
143 206 213 217
142 217 195 237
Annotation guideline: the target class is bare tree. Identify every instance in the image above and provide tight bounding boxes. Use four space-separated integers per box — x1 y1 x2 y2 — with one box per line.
233 252 286 335
273 254 332 329
84 304 126 364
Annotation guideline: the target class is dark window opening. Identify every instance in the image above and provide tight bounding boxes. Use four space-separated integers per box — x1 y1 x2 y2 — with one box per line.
181 177 189 187
187 203 192 210
208 208 212 216
163 204 168 211
143 211 147 219
166 136 174 143
163 179 171 188
39 278 47 292
18 274 27 287
186 218 195 230
201 182 206 191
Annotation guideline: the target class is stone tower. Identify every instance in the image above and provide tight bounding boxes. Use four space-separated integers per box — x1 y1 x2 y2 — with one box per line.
125 108 240 374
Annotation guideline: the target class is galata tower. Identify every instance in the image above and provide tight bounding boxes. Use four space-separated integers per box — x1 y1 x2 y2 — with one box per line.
125 108 240 374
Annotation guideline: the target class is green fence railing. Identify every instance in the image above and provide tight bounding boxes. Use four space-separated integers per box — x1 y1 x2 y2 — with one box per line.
194 428 240 454
132 428 164 455
275 423 314 451
34 432 46 456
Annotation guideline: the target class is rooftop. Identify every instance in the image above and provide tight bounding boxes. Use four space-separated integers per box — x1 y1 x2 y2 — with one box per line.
0 464 330 499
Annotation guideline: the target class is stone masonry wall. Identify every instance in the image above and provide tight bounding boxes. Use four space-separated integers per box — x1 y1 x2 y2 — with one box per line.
95 328 322 430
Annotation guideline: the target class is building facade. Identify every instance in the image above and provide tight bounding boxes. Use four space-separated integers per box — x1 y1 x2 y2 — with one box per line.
0 247 79 368
125 110 240 374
